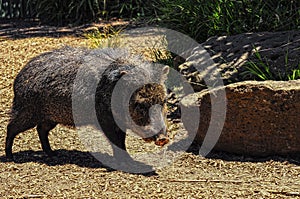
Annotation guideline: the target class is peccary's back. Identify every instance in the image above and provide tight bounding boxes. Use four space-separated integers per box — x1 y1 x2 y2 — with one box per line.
12 46 167 128
12 47 90 125
14 47 88 99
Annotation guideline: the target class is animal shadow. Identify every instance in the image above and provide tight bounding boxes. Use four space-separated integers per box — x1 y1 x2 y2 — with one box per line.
0 149 157 176
188 143 300 166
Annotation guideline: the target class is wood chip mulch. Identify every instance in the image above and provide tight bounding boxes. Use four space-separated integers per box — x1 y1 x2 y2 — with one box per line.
0 21 299 198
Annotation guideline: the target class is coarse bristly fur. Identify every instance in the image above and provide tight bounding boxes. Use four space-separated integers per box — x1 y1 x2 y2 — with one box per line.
6 46 170 160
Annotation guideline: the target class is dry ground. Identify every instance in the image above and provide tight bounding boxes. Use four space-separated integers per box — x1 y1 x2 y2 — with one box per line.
0 22 300 198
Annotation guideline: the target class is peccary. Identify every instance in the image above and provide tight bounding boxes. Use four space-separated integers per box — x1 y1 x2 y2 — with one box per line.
6 46 169 160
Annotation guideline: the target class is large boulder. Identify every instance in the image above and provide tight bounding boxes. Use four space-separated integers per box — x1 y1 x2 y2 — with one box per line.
181 80 300 156
180 30 300 91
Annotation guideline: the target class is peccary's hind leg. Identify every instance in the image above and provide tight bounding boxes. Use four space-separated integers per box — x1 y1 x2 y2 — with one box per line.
6 113 37 159
36 121 57 157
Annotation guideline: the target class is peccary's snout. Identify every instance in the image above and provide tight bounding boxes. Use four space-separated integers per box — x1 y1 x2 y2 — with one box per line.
143 128 169 147
144 104 169 147
129 82 169 147
154 131 169 147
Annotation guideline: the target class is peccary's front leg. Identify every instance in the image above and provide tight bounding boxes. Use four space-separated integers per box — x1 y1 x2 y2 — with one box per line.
36 121 57 157
107 128 154 173
109 128 132 162
102 125 127 151
98 120 131 160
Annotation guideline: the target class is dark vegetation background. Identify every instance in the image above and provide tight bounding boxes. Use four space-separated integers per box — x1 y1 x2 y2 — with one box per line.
1 0 300 42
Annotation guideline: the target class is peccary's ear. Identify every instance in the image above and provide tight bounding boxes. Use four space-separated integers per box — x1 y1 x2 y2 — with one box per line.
160 66 169 82
120 70 128 76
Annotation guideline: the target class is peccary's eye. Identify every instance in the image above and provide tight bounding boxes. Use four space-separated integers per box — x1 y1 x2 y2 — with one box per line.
137 102 149 108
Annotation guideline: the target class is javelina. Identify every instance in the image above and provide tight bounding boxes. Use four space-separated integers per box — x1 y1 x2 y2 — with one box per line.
6 46 169 160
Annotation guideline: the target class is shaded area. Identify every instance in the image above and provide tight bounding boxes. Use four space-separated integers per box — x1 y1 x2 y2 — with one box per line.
179 30 300 93
205 30 300 82
1 145 299 171
206 151 300 166
0 149 157 176
0 149 105 168
188 143 300 166
0 19 130 39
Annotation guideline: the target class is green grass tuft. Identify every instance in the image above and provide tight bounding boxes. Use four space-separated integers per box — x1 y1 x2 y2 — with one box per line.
242 47 300 81
83 25 124 49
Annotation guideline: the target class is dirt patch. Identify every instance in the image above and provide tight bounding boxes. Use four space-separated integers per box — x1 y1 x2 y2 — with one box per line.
0 27 300 198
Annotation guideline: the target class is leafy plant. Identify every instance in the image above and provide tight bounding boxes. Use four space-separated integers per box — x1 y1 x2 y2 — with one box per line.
242 47 300 81
149 0 300 42
84 25 176 68
143 36 176 67
149 48 174 67
2 0 300 36
241 48 274 81
26 0 102 25
84 25 124 48
13 0 153 25
288 66 300 80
